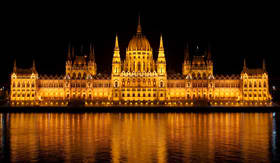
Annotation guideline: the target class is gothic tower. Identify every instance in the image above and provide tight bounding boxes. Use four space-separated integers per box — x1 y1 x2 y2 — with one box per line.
157 34 167 101
112 35 121 75
111 34 122 101
182 42 191 75
88 43 97 76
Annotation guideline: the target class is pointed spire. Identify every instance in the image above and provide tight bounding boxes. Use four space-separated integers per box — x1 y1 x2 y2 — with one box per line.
184 42 190 60
137 14 142 34
32 59 36 72
67 42 71 60
13 59 17 72
114 34 119 51
159 34 164 51
89 43 95 60
157 34 166 62
243 58 247 71
263 59 266 71
207 42 211 60
113 34 120 60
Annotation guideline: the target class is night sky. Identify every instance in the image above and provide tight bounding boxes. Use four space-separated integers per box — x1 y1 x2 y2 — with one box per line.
1 2 279 86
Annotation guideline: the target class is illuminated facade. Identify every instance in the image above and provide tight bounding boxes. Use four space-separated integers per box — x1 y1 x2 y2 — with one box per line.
9 18 272 106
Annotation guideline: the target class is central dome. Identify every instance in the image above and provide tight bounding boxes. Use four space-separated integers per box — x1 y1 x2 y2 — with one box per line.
127 17 152 51
128 34 151 51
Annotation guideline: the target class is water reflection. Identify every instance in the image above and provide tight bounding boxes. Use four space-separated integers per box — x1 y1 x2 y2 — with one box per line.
0 112 278 162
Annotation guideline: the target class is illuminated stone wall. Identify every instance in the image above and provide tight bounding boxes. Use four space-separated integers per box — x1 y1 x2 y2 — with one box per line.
9 18 272 107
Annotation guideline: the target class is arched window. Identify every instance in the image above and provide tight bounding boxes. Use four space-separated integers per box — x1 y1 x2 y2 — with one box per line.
114 81 118 88
160 81 164 87
138 62 141 71
203 73 207 79
192 72 196 79
197 73 201 79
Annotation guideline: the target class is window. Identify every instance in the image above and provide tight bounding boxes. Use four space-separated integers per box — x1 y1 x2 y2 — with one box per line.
138 62 141 71
160 81 164 87
114 81 118 88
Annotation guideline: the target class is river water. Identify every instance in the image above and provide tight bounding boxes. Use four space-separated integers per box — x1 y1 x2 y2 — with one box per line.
0 112 279 162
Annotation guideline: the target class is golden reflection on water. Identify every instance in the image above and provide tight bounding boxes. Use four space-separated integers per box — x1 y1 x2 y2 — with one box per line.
0 113 274 162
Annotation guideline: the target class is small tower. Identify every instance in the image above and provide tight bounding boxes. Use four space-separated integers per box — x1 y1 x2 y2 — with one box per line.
66 44 72 76
262 59 266 71
207 42 212 61
112 34 121 75
182 42 191 75
13 59 17 73
206 42 213 75
137 15 142 34
32 59 37 73
243 58 247 72
88 43 97 76
157 34 166 76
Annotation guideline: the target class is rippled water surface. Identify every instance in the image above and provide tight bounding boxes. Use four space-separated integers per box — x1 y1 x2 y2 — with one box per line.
0 112 280 162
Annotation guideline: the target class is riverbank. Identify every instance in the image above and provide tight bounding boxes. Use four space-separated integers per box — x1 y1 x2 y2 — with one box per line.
0 106 280 113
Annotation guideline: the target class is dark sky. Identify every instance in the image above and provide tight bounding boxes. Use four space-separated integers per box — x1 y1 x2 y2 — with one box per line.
1 2 279 85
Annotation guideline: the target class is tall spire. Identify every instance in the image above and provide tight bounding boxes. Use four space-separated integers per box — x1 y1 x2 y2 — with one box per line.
13 59 17 72
89 43 95 60
67 42 71 60
114 34 119 51
184 42 190 60
207 42 211 60
113 34 120 58
159 34 164 52
137 14 142 34
157 34 166 61
263 59 266 71
243 58 247 71
32 59 36 72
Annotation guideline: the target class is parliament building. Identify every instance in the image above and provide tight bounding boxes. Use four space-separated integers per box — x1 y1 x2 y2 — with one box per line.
9 18 272 107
